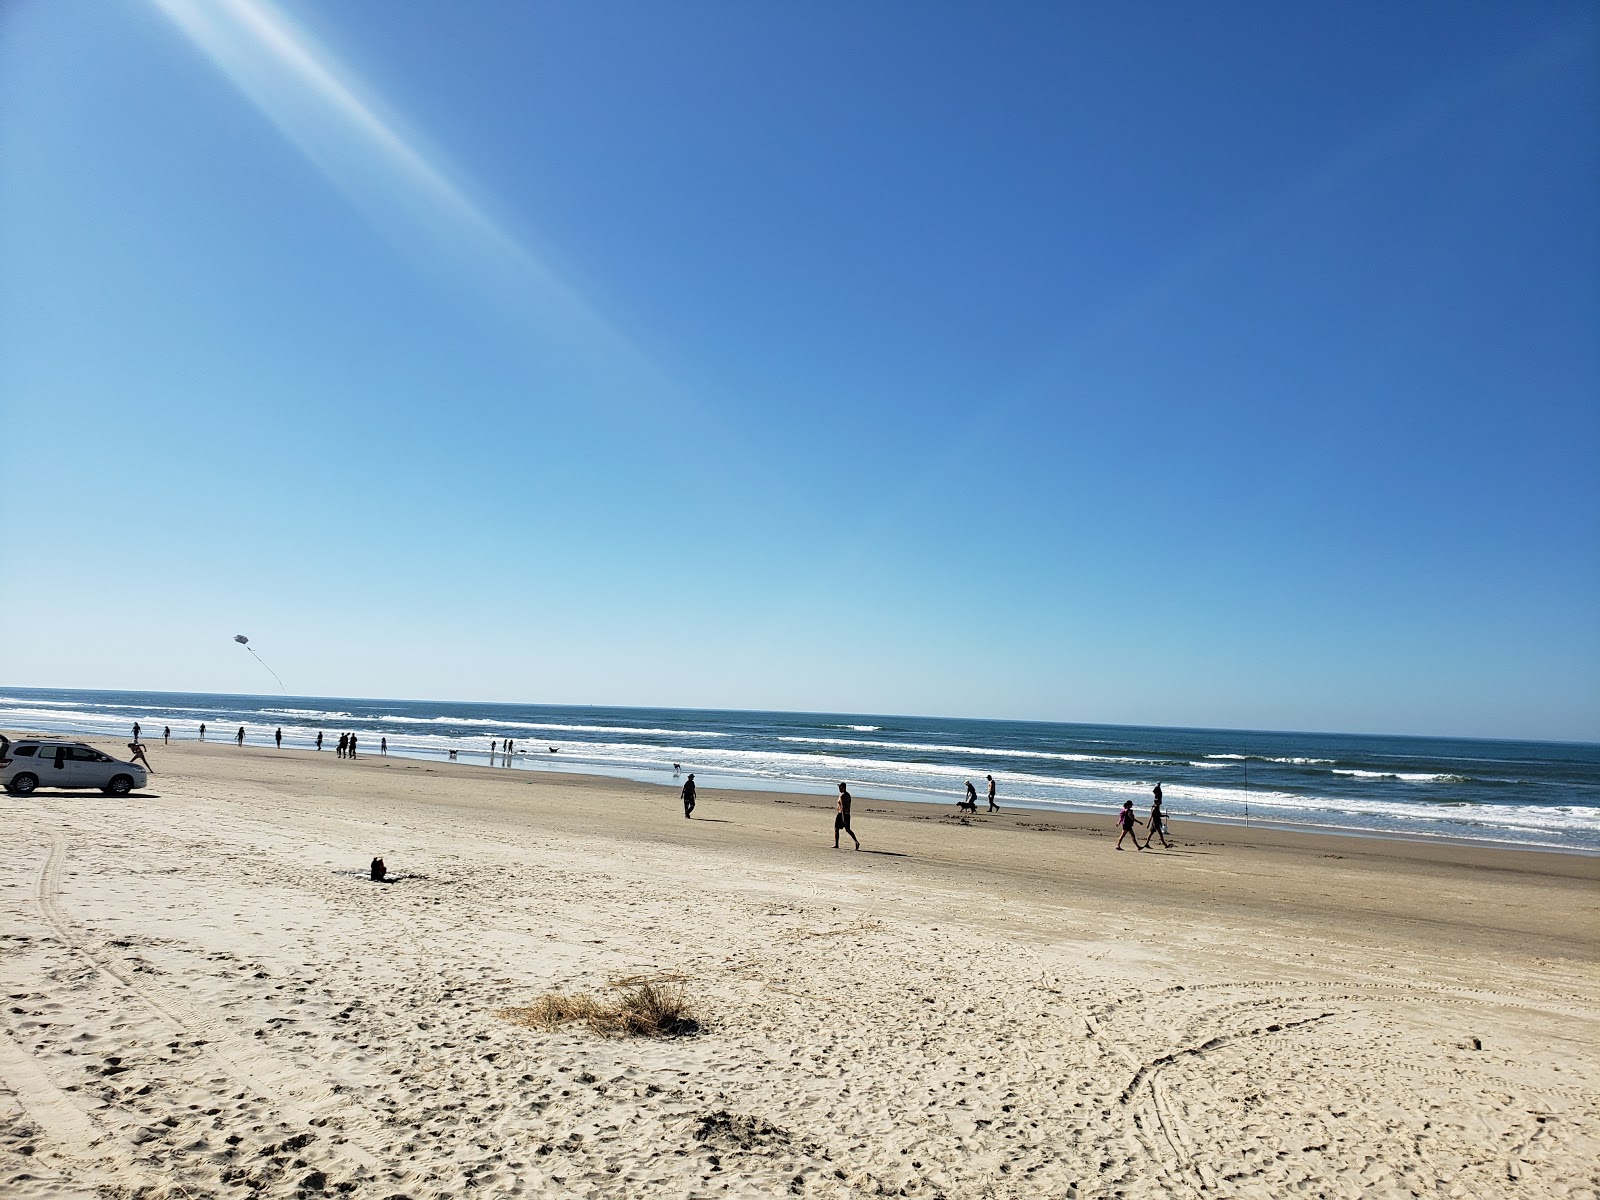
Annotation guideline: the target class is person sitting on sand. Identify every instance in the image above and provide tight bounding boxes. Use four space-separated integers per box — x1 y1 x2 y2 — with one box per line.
834 782 861 850
681 773 697 819
1147 784 1170 849
1115 799 1144 850
127 742 154 773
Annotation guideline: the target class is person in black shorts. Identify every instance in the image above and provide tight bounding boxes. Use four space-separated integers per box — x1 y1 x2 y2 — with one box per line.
681 773 697 818
834 782 860 849
1147 783 1170 849
235 726 245 747
275 727 282 749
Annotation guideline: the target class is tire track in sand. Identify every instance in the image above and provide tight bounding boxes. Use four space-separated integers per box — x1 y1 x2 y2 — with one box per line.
31 834 391 1175
0 1025 159 1195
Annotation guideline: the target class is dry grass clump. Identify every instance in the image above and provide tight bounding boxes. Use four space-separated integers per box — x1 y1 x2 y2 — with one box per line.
501 978 700 1038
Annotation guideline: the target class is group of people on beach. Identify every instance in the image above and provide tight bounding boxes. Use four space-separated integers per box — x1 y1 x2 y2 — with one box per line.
125 718 1172 850
681 767 1170 852
1116 784 1170 850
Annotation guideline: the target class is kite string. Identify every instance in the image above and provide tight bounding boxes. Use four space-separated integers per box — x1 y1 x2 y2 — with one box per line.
246 645 287 693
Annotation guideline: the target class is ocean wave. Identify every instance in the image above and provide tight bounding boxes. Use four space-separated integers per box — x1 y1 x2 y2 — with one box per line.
1333 769 1469 783
1204 753 1333 765
775 735 1164 766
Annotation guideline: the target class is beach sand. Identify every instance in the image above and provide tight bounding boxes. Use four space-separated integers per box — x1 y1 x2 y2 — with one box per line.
2 739 1596 1199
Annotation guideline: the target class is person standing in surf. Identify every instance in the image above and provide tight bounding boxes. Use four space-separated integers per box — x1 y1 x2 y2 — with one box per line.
275 727 283 750
681 773 697 819
834 782 861 850
235 726 245 747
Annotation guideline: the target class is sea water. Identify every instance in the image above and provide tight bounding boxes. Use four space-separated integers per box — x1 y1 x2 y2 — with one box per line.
3 687 1596 854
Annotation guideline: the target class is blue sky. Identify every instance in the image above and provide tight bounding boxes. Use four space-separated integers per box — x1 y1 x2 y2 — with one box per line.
2 0 1596 740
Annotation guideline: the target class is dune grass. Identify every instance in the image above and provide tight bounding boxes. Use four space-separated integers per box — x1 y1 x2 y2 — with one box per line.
501 978 700 1038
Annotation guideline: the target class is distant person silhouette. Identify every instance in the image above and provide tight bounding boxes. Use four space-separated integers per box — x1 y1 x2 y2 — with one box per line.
199 723 206 740
316 731 324 751
986 774 999 812
1115 799 1145 850
235 726 245 747
681 773 697 819
1147 784 1170 849
163 726 170 745
381 737 388 756
834 782 860 850
275 727 282 749
132 721 141 742
348 733 358 758
337 733 347 759
505 738 514 760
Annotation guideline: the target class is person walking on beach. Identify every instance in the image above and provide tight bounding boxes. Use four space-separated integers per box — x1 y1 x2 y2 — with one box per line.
163 726 170 745
127 741 153 773
316 731 324 751
959 780 978 813
336 733 347 759
348 733 358 758
681 773 697 819
490 739 498 758
275 727 283 750
1147 784 1170 849
132 721 141 742
834 782 861 850
381 737 388 756
235 726 245 747
1115 799 1145 850
506 738 514 760
986 774 999 812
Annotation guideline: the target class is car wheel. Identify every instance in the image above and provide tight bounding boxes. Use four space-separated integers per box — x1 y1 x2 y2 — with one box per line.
105 774 134 796
8 773 39 796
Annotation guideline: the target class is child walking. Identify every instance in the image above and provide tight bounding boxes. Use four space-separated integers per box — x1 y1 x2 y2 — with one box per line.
1115 799 1145 850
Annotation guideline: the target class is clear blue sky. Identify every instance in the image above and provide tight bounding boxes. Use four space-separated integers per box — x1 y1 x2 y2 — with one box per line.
2 0 1596 740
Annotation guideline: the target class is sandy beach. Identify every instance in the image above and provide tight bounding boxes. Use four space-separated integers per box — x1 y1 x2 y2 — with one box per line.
1 738 1595 1199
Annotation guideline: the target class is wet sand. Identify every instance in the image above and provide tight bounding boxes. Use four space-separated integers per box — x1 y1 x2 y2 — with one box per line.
2 738 1596 1198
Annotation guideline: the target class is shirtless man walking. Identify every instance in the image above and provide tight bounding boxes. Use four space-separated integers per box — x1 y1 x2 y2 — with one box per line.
834 782 861 850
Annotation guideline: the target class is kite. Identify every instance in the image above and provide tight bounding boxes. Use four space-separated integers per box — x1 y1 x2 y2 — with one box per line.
234 634 286 692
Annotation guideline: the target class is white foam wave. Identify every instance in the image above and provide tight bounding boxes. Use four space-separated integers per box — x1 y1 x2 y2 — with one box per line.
1333 769 1465 783
1204 753 1333 765
775 735 1163 766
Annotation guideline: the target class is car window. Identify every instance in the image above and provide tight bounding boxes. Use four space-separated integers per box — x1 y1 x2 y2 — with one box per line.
11 745 36 757
66 747 100 761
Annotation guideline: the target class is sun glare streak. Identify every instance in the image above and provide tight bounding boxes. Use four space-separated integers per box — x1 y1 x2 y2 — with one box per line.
147 0 629 356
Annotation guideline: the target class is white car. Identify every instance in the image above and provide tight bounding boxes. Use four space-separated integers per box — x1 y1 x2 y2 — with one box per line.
1 740 148 796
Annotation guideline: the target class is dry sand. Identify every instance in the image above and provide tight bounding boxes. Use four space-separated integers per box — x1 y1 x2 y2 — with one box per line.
2 738 1596 1199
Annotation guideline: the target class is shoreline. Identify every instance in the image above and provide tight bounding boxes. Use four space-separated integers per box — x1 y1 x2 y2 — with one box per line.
9 723 1599 859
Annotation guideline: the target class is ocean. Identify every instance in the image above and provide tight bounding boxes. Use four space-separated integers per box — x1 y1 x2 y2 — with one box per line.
3 686 1596 854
